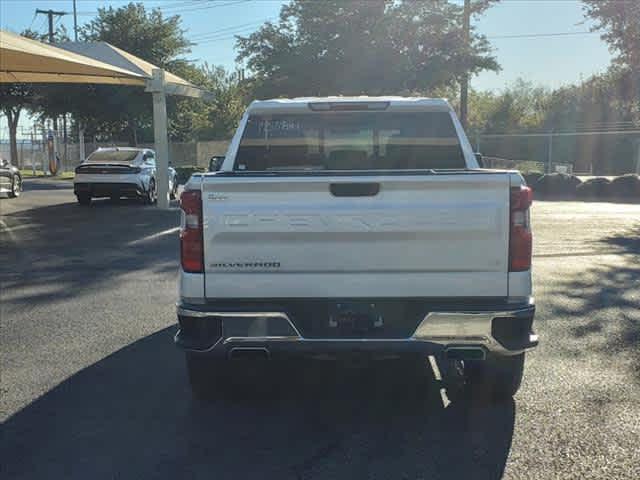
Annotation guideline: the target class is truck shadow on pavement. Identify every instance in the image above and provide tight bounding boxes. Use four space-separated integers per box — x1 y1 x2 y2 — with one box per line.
549 225 640 383
2 327 516 480
1 201 180 307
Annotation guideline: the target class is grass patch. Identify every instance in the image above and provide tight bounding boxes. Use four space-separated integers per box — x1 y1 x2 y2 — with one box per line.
20 170 75 180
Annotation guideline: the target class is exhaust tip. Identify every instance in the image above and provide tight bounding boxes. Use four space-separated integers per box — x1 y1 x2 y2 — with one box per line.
445 347 486 361
228 347 270 360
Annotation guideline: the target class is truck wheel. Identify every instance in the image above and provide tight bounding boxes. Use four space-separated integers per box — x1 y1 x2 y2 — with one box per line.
77 194 91 206
468 353 525 399
185 354 231 401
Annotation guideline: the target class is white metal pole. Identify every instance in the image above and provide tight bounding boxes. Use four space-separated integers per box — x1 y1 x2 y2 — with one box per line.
151 68 170 209
79 123 85 164
635 140 640 175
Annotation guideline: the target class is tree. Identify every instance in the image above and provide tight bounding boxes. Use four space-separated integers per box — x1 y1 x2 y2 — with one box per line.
583 0 640 68
75 2 193 144
470 80 549 134
81 2 191 69
0 30 47 165
22 25 70 44
236 0 499 98
149 62 248 142
582 0 640 119
0 84 38 165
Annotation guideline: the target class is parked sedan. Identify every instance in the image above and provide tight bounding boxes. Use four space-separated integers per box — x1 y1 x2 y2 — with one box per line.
73 148 178 206
0 156 22 198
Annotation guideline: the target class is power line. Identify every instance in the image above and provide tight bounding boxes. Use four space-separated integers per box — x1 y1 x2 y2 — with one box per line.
75 0 251 18
27 12 38 31
487 31 597 39
160 0 251 14
194 28 260 44
191 20 272 40
158 1 205 9
35 9 68 43
191 23 274 41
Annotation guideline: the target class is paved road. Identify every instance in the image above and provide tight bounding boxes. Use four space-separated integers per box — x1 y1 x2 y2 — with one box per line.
1 179 639 479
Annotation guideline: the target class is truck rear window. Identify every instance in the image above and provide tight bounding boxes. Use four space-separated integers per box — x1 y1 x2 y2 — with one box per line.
234 112 466 171
86 150 139 163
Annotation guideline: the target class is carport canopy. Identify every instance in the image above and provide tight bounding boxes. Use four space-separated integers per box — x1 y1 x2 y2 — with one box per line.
0 29 213 208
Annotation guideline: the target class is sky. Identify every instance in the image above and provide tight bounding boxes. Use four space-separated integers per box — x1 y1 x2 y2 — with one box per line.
0 0 614 139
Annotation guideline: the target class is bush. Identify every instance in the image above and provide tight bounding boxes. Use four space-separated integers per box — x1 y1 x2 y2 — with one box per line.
576 177 611 199
174 166 206 185
607 174 640 199
534 173 582 197
522 172 544 188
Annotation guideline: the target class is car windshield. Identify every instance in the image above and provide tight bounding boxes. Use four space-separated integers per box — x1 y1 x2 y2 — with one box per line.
86 150 139 163
234 111 466 171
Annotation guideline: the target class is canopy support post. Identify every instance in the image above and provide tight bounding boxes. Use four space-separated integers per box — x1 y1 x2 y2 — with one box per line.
78 122 85 163
150 68 170 209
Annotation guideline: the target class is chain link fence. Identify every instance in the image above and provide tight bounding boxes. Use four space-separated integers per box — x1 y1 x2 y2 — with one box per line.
0 138 231 174
474 130 640 175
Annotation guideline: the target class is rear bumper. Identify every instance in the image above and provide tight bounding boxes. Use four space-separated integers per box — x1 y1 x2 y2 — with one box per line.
175 298 537 359
74 182 144 198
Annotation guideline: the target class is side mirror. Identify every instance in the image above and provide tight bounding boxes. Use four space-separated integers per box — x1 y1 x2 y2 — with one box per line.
209 155 225 172
474 153 484 168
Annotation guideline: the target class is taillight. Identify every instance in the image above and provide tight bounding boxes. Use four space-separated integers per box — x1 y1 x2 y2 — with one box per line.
180 190 203 273
509 185 533 272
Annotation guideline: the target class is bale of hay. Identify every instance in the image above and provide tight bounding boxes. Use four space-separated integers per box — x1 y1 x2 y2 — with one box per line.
607 174 640 198
535 173 582 197
576 177 611 199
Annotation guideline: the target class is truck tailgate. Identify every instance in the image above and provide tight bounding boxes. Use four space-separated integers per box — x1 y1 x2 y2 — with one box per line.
202 173 510 298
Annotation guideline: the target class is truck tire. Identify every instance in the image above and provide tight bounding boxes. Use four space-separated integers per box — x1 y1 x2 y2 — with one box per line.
468 353 525 399
185 354 232 401
77 194 91 206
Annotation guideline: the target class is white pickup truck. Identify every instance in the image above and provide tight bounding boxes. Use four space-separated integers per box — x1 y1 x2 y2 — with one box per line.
176 97 537 400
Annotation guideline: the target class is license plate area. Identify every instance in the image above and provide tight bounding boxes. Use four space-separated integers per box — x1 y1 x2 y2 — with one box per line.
329 302 383 335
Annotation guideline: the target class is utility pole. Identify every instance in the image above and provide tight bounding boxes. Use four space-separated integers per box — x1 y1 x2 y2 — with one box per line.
35 9 67 43
459 0 471 129
73 0 78 41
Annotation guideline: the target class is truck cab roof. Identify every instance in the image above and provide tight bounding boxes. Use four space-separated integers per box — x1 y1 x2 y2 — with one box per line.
247 96 452 114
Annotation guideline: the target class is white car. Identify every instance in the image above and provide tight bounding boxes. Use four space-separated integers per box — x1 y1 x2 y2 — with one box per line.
73 147 178 206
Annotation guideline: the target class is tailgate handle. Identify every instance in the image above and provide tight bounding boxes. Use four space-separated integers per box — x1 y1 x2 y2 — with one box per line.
330 182 380 197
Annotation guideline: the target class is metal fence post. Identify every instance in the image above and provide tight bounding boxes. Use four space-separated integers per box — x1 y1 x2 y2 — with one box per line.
547 131 553 174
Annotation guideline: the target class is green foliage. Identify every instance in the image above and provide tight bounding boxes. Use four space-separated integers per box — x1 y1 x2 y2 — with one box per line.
236 0 499 98
21 25 70 43
582 0 639 122
0 29 47 162
582 0 640 69
81 2 192 68
467 69 639 174
167 64 249 141
469 79 549 134
67 2 194 144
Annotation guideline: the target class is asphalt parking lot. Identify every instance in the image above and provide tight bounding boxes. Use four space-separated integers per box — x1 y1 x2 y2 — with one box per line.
1 178 639 479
